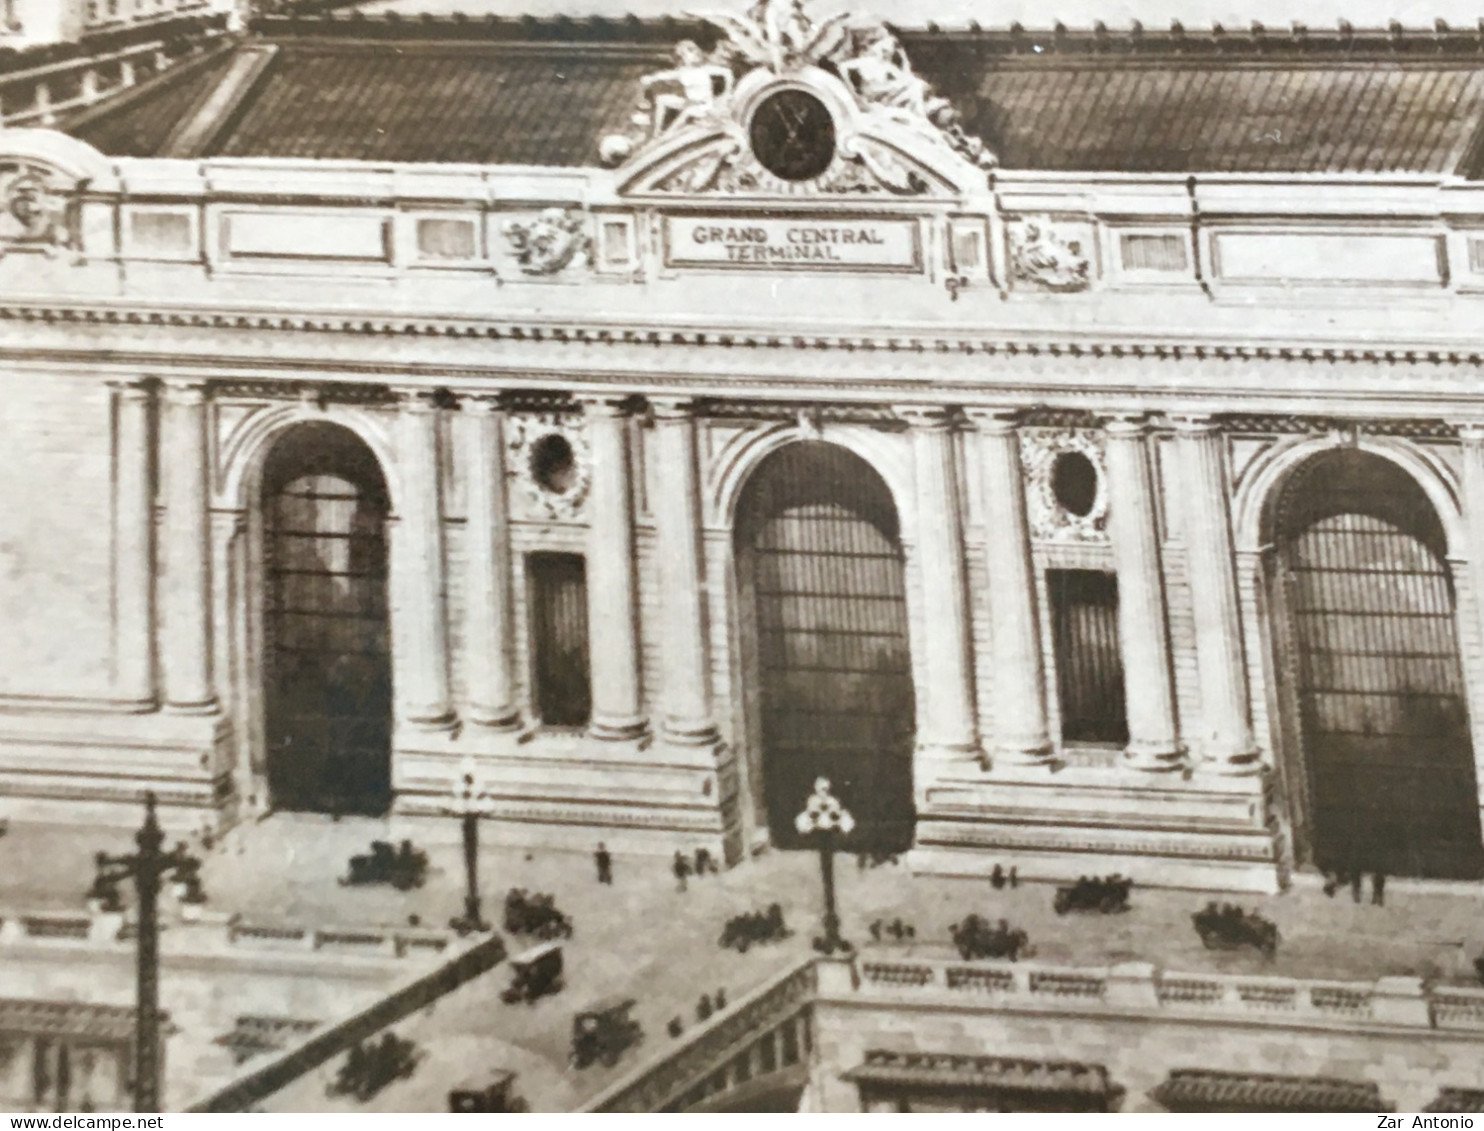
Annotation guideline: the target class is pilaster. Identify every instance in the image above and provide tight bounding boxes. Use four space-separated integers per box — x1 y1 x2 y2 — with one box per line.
461 396 521 731
159 378 215 714
111 379 157 709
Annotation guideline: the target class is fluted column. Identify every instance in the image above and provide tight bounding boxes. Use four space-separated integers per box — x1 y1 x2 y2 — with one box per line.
462 396 520 730
898 405 979 756
1173 415 1260 773
112 380 157 708
967 408 1053 765
159 379 214 712
582 396 647 741
652 399 719 747
394 390 452 727
1103 415 1184 770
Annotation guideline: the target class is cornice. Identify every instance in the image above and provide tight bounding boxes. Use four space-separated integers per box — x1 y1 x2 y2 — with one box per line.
5 299 1484 372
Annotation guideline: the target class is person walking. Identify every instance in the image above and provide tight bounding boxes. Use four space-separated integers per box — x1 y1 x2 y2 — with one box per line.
594 843 613 885
673 850 692 892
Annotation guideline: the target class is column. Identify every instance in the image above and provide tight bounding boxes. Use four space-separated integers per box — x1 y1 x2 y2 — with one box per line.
1103 416 1184 769
112 380 157 708
395 390 452 727
898 406 979 755
1458 423 1484 651
582 396 647 741
967 408 1053 765
159 379 214 712
462 397 521 729
651 399 719 746
1173 415 1260 773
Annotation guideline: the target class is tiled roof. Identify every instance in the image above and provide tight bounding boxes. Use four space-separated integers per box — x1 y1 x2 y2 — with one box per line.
1427 1088 1484 1113
62 17 1484 176
843 1050 1116 1096
1151 1069 1390 1113
72 46 242 158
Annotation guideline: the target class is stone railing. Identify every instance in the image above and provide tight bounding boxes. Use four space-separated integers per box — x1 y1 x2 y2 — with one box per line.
831 956 1484 1033
0 31 225 126
0 906 454 961
581 957 817 1114
187 930 507 1113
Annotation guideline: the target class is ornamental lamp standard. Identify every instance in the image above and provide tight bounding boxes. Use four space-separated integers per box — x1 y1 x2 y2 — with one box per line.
443 757 498 936
794 777 855 956
90 792 205 1114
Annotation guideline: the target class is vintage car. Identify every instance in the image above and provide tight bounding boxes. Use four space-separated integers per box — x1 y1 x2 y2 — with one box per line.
501 941 565 1005
570 997 643 1069
449 1069 527 1113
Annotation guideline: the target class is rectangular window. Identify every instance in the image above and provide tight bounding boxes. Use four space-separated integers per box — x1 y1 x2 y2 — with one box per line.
1120 233 1189 273
528 553 591 728
1048 569 1128 745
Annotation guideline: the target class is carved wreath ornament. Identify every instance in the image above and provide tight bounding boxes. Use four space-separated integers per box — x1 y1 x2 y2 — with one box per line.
505 415 592 521
1010 218 1092 293
501 208 593 276
1021 430 1110 544
0 160 83 258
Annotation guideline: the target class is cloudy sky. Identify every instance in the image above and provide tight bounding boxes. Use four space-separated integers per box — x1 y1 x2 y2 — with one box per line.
357 0 1479 32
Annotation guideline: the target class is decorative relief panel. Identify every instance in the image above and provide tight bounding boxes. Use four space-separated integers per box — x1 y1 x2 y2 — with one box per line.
1021 429 1109 543
506 414 592 522
500 208 593 277
1009 217 1094 293
0 159 84 258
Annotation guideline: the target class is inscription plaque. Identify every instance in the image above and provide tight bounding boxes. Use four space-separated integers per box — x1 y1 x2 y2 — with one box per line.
664 215 922 272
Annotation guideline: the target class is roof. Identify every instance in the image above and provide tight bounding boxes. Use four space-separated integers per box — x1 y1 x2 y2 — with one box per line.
1427 1089 1484 1113
1151 1069 1391 1113
842 1050 1116 1096
61 14 1484 176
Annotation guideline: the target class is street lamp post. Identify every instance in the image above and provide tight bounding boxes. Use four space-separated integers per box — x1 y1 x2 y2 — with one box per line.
443 758 498 936
795 777 855 956
91 792 204 1114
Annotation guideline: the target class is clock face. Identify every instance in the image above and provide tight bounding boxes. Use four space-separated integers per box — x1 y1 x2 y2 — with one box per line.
748 89 837 182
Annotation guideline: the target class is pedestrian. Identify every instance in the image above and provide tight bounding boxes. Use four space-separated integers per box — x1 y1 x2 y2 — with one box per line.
1008 866 1018 889
714 988 727 1010
1350 871 1363 904
695 846 716 876
696 994 713 1022
1372 872 1386 906
667 1017 684 1038
990 864 1006 891
673 850 691 892
594 842 613 885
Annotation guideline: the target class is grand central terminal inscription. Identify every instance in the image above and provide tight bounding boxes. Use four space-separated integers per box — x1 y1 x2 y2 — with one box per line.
663 215 922 272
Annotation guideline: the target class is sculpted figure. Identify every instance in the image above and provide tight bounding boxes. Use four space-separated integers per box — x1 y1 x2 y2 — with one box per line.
641 39 734 135
839 33 947 122
0 168 69 250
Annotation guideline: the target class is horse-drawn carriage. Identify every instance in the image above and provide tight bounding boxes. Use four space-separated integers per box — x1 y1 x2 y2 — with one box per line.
449 1069 527 1113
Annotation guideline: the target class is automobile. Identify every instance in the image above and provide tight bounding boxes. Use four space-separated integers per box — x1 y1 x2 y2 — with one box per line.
449 1070 527 1113
570 996 643 1069
501 941 564 1005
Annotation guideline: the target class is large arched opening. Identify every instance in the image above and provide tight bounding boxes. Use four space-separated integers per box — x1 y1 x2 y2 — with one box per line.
259 422 393 817
734 441 916 853
1267 447 1483 879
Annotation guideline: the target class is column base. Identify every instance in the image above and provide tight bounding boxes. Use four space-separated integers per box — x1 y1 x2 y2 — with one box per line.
991 741 1057 769
165 698 219 717
1122 740 1188 773
1200 747 1264 777
467 706 522 732
402 708 458 733
587 717 650 743
661 719 721 748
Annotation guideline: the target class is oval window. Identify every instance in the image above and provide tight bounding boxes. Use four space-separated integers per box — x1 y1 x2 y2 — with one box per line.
1051 451 1099 518
531 433 578 495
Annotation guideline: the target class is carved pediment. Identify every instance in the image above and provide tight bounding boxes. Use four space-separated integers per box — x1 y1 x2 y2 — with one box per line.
603 0 991 199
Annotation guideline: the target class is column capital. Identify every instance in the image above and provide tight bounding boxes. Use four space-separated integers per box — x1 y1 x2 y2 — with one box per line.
1102 412 1153 438
963 405 1027 434
1455 419 1484 444
391 387 442 412
577 393 636 418
893 404 955 430
463 393 507 415
1169 413 1222 436
159 377 208 401
649 396 698 421
107 378 153 399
